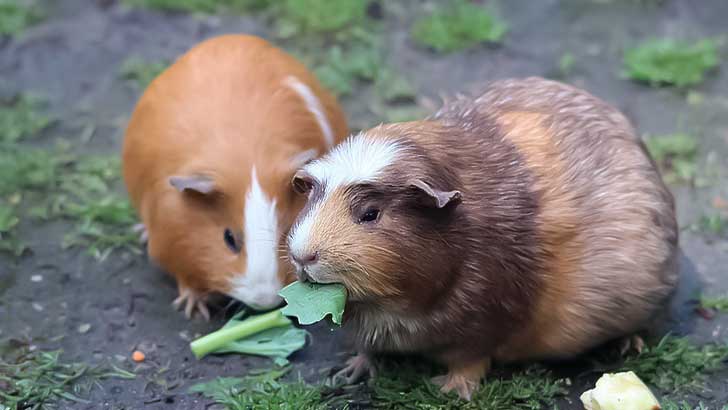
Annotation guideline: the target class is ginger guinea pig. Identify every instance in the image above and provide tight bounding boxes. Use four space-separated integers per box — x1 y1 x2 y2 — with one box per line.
122 34 347 319
287 77 678 400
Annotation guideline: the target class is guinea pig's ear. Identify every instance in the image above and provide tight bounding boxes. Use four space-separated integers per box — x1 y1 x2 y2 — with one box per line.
289 148 319 170
409 179 462 209
292 169 315 194
169 175 216 195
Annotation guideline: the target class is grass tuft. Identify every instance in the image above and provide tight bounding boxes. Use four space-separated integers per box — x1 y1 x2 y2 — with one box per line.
692 214 727 237
371 362 565 409
558 52 576 77
644 133 698 184
122 0 270 14
0 143 140 259
623 38 719 87
276 0 366 37
0 94 50 143
700 294 728 312
0 201 24 255
0 341 135 409
190 367 329 410
661 399 712 410
0 0 43 36
411 0 507 53
119 57 169 90
619 335 728 393
314 44 381 97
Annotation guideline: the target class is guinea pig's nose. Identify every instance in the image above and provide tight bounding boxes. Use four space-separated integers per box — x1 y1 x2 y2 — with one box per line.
292 251 319 266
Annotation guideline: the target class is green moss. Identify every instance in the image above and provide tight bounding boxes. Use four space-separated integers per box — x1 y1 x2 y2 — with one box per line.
0 0 43 36
411 0 507 53
0 94 50 143
623 39 719 87
644 133 698 185
119 57 169 89
619 335 728 393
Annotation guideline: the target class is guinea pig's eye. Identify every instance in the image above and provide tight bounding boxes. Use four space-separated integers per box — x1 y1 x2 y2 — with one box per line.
223 228 240 253
357 208 381 224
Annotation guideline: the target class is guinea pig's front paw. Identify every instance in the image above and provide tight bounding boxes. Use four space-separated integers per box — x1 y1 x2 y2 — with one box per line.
172 285 210 321
132 223 148 244
332 353 376 385
619 334 645 356
431 358 491 401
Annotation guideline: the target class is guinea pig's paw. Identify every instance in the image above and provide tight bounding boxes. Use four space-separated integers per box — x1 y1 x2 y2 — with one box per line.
618 334 645 356
172 285 210 321
132 223 148 244
332 353 376 385
431 358 491 401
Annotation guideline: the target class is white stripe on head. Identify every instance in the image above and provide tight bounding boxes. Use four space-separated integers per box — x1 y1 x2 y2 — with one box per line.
288 134 402 258
284 76 335 148
305 133 403 195
229 167 283 310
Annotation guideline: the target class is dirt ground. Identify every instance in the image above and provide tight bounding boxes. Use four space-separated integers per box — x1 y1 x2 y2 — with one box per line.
1 0 728 409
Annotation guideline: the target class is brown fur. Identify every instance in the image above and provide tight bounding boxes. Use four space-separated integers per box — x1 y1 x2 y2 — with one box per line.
289 77 678 398
122 35 348 305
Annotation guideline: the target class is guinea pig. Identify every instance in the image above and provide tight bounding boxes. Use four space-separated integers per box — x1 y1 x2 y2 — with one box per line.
287 77 678 400
122 34 348 320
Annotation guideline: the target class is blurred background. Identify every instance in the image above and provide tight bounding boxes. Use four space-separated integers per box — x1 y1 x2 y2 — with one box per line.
1 1 727 409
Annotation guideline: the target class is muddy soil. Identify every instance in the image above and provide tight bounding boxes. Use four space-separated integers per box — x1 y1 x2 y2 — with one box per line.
1 0 727 408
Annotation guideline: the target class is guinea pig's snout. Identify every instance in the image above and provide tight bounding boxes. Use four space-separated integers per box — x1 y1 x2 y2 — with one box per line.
292 251 318 266
290 250 319 282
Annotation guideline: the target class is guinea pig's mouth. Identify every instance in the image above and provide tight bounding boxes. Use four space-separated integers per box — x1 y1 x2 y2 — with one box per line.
293 264 339 286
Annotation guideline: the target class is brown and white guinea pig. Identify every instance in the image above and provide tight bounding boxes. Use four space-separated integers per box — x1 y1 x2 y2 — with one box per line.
286 77 678 400
122 34 348 319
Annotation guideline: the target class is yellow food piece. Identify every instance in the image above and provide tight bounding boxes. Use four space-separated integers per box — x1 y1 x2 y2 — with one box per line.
132 350 146 362
580 371 661 410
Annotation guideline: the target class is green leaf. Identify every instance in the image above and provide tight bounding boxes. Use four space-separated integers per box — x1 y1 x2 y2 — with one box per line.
279 281 347 325
213 312 308 365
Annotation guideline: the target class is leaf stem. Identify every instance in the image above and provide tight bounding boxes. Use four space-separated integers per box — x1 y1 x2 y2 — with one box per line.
190 308 290 359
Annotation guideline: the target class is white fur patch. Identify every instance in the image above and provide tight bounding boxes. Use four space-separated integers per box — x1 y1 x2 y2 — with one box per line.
288 134 402 260
229 167 283 310
305 133 403 194
284 76 335 148
288 199 324 262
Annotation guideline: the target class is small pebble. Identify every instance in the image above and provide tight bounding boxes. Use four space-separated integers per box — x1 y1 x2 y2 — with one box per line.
31 275 43 282
78 323 92 334
132 350 146 362
32 303 43 312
